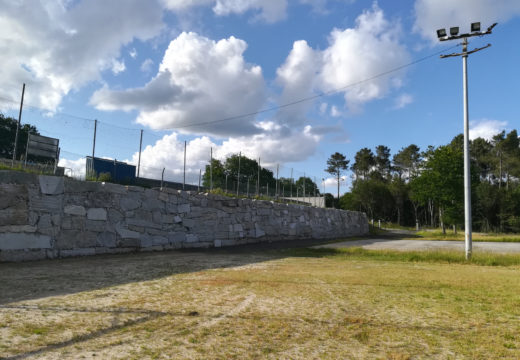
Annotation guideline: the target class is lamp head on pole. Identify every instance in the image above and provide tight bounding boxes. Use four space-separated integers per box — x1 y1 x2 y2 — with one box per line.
471 22 480 32
436 28 447 38
450 27 459 36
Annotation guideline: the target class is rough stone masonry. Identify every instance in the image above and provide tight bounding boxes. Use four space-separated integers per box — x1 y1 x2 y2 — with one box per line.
0 171 368 262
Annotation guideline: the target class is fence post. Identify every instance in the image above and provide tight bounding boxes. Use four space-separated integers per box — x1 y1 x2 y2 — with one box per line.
237 151 241 196
137 129 143 178
210 147 213 191
183 140 186 190
12 83 25 166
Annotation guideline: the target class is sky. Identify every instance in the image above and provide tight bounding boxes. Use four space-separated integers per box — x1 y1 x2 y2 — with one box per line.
1 0 519 195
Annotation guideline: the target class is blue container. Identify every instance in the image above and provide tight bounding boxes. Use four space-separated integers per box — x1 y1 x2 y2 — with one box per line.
86 157 136 182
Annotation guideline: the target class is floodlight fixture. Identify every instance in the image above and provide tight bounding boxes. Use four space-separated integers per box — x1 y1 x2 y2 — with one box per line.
471 22 480 32
450 27 459 36
437 28 447 38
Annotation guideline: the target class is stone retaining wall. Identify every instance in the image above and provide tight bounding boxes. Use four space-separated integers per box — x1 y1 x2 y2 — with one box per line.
0 171 368 262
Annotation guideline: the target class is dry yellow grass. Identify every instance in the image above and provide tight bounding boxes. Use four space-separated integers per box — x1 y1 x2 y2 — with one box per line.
1 249 520 359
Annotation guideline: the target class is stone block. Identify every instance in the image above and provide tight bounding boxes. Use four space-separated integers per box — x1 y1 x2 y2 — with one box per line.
214 239 222 247
30 195 63 212
39 175 64 195
64 205 86 216
97 231 116 248
0 184 28 209
0 209 28 226
178 203 191 213
60 248 96 258
166 203 178 213
254 224 266 238
0 249 47 262
185 234 198 243
108 208 124 223
182 218 195 228
140 235 153 248
101 182 127 194
0 170 38 185
161 214 175 224
152 211 162 224
55 230 97 249
0 225 37 233
87 208 107 221
0 233 52 250
120 197 141 211
126 217 161 229
87 191 115 208
38 214 53 229
61 216 85 230
169 232 186 244
85 219 107 232
142 198 164 212
152 236 168 246
233 224 244 232
64 179 101 193
118 238 140 247
116 225 141 239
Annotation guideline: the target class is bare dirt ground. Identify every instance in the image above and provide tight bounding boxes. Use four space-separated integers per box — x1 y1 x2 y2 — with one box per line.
1 241 520 359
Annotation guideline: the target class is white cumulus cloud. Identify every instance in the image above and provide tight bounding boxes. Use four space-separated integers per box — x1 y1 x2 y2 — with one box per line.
470 119 508 140
394 93 413 109
91 32 266 138
319 4 409 112
0 0 163 111
161 0 288 23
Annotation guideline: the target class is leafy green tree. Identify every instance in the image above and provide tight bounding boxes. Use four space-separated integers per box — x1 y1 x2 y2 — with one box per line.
0 113 39 160
325 152 349 201
374 145 392 180
202 154 275 194
471 137 493 181
294 176 319 197
351 148 374 180
388 176 408 226
345 178 394 221
202 159 226 189
410 145 473 232
392 144 421 181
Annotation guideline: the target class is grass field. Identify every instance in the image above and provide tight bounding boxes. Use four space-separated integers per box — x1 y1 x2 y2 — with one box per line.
411 230 520 243
1 248 520 359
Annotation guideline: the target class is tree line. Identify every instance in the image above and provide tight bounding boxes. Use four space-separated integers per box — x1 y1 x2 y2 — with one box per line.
202 154 319 197
327 130 520 233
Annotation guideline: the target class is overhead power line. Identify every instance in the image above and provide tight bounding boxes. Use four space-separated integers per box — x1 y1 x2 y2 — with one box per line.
168 44 460 130
0 44 459 133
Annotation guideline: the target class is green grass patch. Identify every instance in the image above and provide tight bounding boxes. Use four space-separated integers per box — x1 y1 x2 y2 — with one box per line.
283 246 520 266
413 230 520 242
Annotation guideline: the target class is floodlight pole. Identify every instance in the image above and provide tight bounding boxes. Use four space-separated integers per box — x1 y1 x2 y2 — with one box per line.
461 38 472 260
438 22 496 260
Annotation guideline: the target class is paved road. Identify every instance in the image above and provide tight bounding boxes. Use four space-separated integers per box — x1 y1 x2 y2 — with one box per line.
315 230 520 254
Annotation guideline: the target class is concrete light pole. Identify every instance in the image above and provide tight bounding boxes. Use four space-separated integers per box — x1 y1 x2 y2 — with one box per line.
437 22 496 260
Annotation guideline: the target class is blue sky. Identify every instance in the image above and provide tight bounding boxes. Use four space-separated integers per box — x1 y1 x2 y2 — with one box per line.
1 0 519 194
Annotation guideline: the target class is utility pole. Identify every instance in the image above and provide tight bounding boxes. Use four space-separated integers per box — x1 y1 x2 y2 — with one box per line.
137 129 143 177
90 119 97 178
12 83 25 166
237 152 241 196
183 140 186 190
437 22 496 260
257 157 260 197
210 147 213 191
276 164 279 197
290 168 293 198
